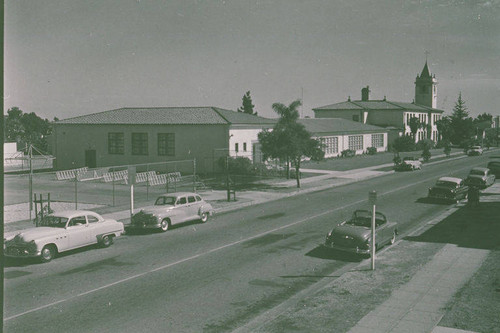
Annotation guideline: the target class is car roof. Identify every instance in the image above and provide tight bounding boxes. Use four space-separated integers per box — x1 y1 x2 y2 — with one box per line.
471 146 482 148
159 192 198 197
49 210 100 218
471 167 488 172
438 177 462 183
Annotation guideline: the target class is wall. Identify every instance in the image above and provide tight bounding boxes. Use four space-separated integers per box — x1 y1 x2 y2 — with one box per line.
52 123 229 173
229 127 270 161
314 110 361 122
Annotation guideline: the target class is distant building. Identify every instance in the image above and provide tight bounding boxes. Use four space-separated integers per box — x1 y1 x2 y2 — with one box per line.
313 62 444 143
299 118 388 157
51 107 275 172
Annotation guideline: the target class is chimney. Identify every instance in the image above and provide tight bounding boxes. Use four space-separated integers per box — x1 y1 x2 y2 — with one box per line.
361 86 370 101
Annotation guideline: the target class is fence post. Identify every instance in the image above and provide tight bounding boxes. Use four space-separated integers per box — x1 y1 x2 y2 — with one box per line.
193 158 196 192
112 167 115 207
146 163 150 200
74 173 78 210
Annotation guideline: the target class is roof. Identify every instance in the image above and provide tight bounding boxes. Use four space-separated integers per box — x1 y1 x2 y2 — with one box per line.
55 107 276 126
438 177 463 184
420 61 431 78
298 118 387 134
313 100 444 113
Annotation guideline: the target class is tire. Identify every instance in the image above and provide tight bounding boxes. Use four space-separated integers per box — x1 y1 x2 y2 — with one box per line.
100 235 113 248
40 245 56 263
160 219 170 232
389 231 396 245
200 212 209 223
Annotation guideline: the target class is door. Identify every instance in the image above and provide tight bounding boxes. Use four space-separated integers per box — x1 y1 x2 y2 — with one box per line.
186 195 201 220
66 216 92 248
85 150 97 168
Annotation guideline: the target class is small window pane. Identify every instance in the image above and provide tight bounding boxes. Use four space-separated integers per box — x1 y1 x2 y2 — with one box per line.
108 133 124 155
132 133 148 155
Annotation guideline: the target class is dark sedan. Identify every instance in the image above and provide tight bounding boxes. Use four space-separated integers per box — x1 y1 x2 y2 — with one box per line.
324 210 397 255
428 177 468 203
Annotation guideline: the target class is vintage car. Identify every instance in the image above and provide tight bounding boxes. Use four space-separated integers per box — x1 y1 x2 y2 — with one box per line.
130 192 213 232
396 156 422 171
487 160 500 177
427 177 468 203
324 210 397 255
467 146 483 156
4 210 124 263
465 167 496 188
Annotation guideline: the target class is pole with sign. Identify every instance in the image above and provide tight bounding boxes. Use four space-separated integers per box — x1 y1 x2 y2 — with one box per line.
369 190 377 270
128 166 136 221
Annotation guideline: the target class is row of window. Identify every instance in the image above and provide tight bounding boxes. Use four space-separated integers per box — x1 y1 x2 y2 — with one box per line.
108 132 175 156
320 134 384 154
234 142 248 153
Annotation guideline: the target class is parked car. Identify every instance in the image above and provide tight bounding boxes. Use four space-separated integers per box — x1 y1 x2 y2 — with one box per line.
487 160 500 177
467 146 483 156
130 192 213 232
427 177 468 203
324 210 397 256
396 156 422 171
464 167 496 188
4 210 124 263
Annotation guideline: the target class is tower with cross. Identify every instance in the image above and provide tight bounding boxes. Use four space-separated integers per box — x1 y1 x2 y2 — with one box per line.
414 55 438 108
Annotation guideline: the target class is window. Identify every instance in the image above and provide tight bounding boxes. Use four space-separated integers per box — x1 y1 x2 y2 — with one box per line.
195 195 202 201
69 216 86 227
158 133 175 156
132 133 148 155
320 136 339 155
243 142 247 152
235 143 239 152
371 134 384 148
348 135 363 151
108 133 124 155
87 215 99 223
188 196 196 203
177 197 187 205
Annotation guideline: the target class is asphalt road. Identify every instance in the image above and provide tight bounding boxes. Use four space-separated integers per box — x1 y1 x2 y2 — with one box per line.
3 154 493 332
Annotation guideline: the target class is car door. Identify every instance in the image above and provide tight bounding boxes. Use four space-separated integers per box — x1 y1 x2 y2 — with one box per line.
173 196 189 224
375 219 389 245
186 195 201 221
66 215 92 248
85 213 102 244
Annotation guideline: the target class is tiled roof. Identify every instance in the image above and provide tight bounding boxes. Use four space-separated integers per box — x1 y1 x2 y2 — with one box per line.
313 100 444 113
55 107 277 125
298 118 388 134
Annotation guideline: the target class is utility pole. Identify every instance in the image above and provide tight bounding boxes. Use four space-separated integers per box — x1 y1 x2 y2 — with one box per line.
369 191 377 270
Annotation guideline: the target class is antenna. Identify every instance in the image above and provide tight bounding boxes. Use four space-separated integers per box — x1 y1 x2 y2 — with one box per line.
424 50 430 62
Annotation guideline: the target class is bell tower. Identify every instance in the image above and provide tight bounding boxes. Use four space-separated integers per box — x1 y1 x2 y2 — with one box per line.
414 61 437 108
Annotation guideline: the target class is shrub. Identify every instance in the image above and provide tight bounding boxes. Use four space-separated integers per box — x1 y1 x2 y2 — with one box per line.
443 143 451 157
416 139 434 151
366 147 377 155
217 156 253 175
392 136 415 152
393 153 401 166
341 149 355 157
421 147 431 162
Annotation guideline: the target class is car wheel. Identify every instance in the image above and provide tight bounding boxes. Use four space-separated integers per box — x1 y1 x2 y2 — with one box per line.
200 212 209 223
390 231 396 245
100 235 113 248
160 219 170 232
40 245 56 263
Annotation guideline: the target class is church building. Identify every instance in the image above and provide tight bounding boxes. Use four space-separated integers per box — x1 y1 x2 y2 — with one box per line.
312 62 444 143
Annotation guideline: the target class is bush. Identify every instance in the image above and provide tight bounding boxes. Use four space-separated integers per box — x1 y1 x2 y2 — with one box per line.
366 147 377 155
392 136 416 152
421 147 431 162
443 144 451 157
217 156 253 175
393 153 401 166
341 149 355 157
416 139 435 151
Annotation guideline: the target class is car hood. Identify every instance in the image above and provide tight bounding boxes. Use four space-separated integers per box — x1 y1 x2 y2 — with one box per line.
137 206 174 215
330 223 371 240
5 227 62 243
429 185 454 192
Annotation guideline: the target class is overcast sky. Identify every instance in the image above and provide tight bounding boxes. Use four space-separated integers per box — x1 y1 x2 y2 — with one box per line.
4 0 500 121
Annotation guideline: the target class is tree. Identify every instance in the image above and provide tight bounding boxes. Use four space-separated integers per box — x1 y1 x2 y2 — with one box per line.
408 117 422 141
258 99 324 188
435 116 452 144
237 91 257 115
449 92 473 146
4 107 53 153
475 113 492 122
392 135 416 153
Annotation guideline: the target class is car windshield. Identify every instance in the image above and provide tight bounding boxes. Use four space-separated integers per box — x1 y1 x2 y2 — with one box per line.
435 181 457 188
155 196 176 205
469 170 485 176
40 216 69 228
346 211 385 228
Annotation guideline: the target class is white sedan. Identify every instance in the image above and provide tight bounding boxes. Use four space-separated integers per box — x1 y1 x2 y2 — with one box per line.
4 210 124 263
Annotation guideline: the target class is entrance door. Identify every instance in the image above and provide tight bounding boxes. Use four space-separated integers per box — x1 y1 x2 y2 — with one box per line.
85 150 97 168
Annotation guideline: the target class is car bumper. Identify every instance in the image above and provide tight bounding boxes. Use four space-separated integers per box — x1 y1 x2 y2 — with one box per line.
323 242 370 255
127 223 161 230
4 247 41 258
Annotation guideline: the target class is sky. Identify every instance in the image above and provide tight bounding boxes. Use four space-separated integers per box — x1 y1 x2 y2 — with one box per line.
4 0 500 121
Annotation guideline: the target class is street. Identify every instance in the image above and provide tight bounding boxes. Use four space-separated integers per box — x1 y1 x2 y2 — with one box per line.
3 154 492 332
